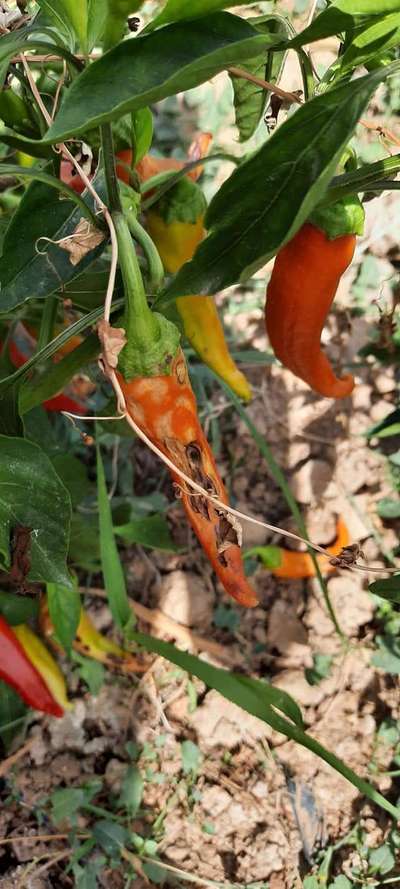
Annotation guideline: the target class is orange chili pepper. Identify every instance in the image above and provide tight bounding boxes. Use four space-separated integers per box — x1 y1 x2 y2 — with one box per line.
247 516 350 579
117 350 258 607
265 223 355 398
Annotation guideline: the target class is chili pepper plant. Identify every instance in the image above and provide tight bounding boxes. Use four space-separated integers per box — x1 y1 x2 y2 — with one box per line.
1 0 400 863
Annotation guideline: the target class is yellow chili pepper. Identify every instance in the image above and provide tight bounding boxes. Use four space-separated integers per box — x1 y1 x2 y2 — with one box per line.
40 597 146 674
13 624 72 712
142 173 252 402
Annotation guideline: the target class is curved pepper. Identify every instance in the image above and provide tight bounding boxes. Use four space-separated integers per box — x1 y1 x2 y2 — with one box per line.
0 615 63 717
141 172 252 402
13 624 71 712
265 222 356 398
253 516 350 579
118 350 258 607
40 599 145 673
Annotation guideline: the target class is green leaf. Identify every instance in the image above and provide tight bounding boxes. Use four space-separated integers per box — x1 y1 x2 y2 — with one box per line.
87 0 108 51
0 383 23 437
329 878 353 889
37 0 88 51
230 14 289 143
0 680 27 751
244 544 282 569
372 635 400 674
72 652 105 695
0 435 72 586
376 497 400 519
114 514 178 552
290 1 400 49
305 653 333 686
39 14 272 144
212 603 240 630
146 0 261 32
369 575 400 602
0 591 38 625
368 842 396 874
181 739 202 774
51 455 92 508
366 407 400 438
47 582 81 653
130 630 400 820
118 764 144 816
132 107 154 165
338 12 400 73
160 66 389 301
51 787 89 825
69 513 101 572
0 177 105 313
92 821 128 857
97 441 131 629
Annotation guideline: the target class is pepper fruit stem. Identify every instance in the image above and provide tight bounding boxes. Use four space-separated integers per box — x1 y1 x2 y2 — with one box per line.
101 124 180 379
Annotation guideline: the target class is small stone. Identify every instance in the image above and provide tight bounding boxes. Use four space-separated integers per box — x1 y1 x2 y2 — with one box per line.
201 785 231 816
370 399 395 423
351 384 372 411
157 570 214 627
291 460 332 504
104 758 126 792
375 371 396 394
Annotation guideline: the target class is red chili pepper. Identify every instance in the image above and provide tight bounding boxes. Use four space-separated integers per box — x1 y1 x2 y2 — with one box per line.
0 338 87 414
117 350 258 607
0 615 63 717
61 150 133 194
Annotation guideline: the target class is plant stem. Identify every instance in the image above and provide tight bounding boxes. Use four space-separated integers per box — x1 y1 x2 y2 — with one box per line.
112 210 159 349
125 210 164 293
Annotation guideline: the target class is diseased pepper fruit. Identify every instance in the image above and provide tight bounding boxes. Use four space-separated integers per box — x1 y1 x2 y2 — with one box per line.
265 196 365 399
247 516 350 578
13 624 72 712
60 149 132 195
40 599 146 673
139 166 252 401
117 350 258 607
0 615 63 717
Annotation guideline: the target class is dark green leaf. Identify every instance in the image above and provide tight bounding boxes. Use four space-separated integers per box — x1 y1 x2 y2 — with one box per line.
338 12 400 73
147 0 262 32
40 14 272 144
51 455 92 508
369 575 400 602
0 383 23 437
0 680 27 751
47 582 81 653
230 14 289 142
212 603 240 630
118 765 143 816
69 513 100 571
290 1 400 49
160 66 389 300
132 108 154 164
0 591 38 625
97 441 131 629
92 821 128 857
114 514 178 552
37 0 88 50
0 177 106 313
0 435 72 586
51 788 89 825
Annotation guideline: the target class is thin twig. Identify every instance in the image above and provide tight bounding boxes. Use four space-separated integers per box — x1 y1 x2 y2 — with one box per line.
0 738 34 778
227 66 303 105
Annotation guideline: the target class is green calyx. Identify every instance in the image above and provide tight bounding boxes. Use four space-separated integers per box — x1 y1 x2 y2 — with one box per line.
154 177 207 226
309 193 365 239
113 211 179 379
118 310 180 379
